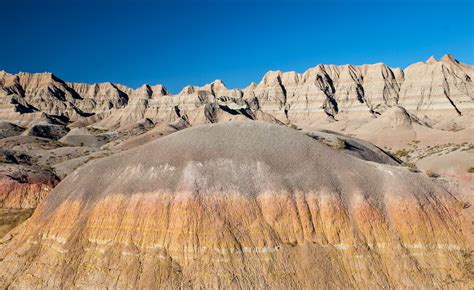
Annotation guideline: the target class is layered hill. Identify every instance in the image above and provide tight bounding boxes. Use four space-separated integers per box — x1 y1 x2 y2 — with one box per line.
0 122 471 288
1 54 472 128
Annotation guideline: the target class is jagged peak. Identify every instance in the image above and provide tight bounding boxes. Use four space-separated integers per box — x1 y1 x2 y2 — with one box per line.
179 85 197 95
150 84 169 96
131 84 153 98
315 64 327 70
440 53 459 64
212 79 225 86
137 83 152 90
261 70 282 84
208 79 228 92
426 56 437 64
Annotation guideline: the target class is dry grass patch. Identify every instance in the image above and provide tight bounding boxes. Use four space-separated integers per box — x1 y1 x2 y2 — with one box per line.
395 149 410 158
404 162 419 172
333 138 347 149
425 170 438 178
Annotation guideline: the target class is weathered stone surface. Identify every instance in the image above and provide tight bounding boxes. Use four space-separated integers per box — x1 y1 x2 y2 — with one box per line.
398 54 474 117
0 149 59 209
1 55 472 128
0 122 470 288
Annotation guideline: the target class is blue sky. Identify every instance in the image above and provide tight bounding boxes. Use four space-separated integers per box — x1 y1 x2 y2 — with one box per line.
1 0 473 93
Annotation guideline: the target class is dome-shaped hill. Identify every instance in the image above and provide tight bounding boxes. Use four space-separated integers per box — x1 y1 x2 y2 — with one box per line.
0 122 471 288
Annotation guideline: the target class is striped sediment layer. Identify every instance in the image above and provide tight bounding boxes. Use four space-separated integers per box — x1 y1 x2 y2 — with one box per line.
1 54 473 128
0 122 471 288
0 164 58 209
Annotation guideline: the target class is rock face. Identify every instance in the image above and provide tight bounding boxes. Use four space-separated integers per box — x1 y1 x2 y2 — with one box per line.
0 149 59 209
398 54 474 118
1 54 472 128
0 122 470 288
0 71 130 124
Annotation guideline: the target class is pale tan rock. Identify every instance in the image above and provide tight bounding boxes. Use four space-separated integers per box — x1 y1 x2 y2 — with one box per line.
358 63 400 111
1 54 472 129
284 65 336 119
398 54 474 117
243 71 286 116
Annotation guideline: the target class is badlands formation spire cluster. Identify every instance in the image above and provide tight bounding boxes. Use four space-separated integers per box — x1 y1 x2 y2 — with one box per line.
0 54 472 128
0 55 473 288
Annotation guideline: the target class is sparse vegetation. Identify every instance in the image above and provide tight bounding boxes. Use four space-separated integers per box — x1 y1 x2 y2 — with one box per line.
457 201 472 209
425 170 438 178
333 138 347 149
404 162 419 172
395 149 410 158
467 167 474 173
287 123 302 130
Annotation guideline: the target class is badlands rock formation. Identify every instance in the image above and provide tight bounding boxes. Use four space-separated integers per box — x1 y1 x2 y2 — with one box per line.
0 55 472 288
0 134 103 209
1 54 472 129
399 55 474 118
0 149 59 209
0 122 471 288
0 71 128 124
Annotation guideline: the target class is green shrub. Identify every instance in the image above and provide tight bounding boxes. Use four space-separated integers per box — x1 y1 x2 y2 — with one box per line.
395 149 410 158
333 138 347 149
467 167 474 173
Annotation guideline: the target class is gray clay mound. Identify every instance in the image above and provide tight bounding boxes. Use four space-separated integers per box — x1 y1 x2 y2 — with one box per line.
59 128 110 147
24 124 70 140
2 122 468 289
0 136 64 151
44 121 442 214
0 121 25 139
306 129 402 165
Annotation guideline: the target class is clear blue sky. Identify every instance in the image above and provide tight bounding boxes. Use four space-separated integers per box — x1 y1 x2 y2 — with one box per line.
1 0 473 93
